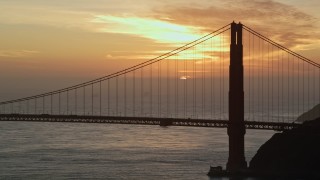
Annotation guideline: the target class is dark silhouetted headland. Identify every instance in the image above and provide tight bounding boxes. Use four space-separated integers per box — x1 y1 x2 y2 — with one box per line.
296 104 320 123
249 117 320 179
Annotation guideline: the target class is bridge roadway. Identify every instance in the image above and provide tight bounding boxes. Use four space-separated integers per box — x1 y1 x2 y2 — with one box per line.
0 114 300 131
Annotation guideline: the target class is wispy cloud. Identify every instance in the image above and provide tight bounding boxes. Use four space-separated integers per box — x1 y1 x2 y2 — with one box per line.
179 70 209 73
92 15 202 43
0 50 39 58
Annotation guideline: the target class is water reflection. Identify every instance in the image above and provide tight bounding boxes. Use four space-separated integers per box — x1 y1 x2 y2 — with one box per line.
0 121 274 179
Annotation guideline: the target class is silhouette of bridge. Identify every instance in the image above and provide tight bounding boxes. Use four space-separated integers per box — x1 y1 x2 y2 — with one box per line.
0 22 319 171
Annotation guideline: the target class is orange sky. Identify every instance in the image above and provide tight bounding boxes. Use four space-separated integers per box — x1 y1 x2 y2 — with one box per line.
0 0 319 101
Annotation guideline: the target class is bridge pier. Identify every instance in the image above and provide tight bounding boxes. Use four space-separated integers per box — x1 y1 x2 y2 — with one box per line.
226 22 247 171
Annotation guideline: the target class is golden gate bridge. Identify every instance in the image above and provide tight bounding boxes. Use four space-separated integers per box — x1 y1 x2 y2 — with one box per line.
0 22 319 172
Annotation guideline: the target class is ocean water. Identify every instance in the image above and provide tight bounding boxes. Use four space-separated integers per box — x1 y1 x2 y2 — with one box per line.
0 121 274 179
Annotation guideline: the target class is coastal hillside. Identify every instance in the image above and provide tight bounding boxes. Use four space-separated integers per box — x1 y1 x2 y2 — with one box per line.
296 104 320 122
249 118 320 178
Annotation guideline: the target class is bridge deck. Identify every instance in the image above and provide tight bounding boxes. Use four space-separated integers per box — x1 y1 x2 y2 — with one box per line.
0 114 300 131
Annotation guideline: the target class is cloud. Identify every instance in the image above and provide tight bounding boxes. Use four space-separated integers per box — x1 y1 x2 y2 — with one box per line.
179 70 209 73
91 15 202 43
0 3 106 33
152 0 320 50
0 50 39 58
1 0 319 63
104 51 166 61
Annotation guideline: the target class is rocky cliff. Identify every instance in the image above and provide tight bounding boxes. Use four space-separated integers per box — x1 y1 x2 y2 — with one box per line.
249 118 320 178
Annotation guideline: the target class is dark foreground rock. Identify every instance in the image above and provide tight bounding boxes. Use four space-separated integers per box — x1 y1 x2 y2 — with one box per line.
249 118 320 178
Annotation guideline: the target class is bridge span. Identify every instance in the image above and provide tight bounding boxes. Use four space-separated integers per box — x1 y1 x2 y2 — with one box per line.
0 114 299 131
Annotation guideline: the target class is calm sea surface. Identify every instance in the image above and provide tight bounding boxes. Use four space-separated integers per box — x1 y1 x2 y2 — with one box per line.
0 121 274 179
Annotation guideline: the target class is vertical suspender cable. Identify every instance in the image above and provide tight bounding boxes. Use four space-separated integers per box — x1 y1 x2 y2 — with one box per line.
267 42 270 122
219 35 222 120
150 64 153 117
67 90 69 115
83 86 86 115
27 100 29 114
133 71 135 116
184 51 187 118
271 45 274 122
258 37 260 121
248 31 251 120
176 53 178 118
141 68 143 116
167 58 169 117
308 62 310 120
124 72 127 116
100 81 102 116
43 96 45 114
108 80 110 116
302 59 304 118
222 31 225 119
202 40 205 118
194 46 197 119
92 83 94 115
75 89 77 115
252 35 255 120
312 67 320 117
116 77 118 116
287 53 290 122
158 60 161 117
160 61 162 117
58 93 60 115
282 51 284 122
51 95 53 115
261 39 264 121
211 36 213 119
278 47 280 122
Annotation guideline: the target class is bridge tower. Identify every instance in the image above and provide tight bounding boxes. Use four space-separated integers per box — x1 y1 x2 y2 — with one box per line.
226 22 247 171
